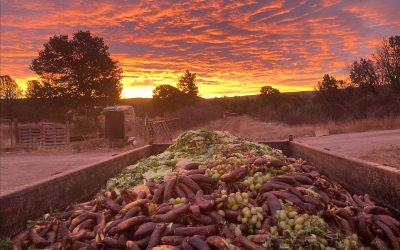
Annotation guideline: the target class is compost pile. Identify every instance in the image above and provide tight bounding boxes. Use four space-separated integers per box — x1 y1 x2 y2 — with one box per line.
13 130 400 250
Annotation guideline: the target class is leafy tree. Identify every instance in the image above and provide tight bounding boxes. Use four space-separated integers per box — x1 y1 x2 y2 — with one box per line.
349 58 379 93
0 75 22 119
374 35 400 90
26 80 54 99
260 86 280 96
259 85 281 106
152 84 183 112
30 31 122 106
316 74 348 120
0 75 22 100
317 74 340 91
177 70 198 98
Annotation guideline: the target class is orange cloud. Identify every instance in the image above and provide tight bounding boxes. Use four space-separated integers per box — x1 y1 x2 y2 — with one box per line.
1 0 399 98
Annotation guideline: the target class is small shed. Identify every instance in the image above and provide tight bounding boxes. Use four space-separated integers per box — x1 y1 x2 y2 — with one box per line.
104 105 136 139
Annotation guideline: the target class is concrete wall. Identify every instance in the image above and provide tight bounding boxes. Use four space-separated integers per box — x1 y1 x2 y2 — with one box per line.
290 141 400 213
0 145 166 238
2 140 399 238
259 140 291 156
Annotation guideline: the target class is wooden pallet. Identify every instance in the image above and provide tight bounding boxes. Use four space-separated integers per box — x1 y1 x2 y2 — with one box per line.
18 123 68 146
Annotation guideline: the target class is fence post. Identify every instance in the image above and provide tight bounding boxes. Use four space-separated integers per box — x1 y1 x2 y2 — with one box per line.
66 121 70 144
11 119 17 146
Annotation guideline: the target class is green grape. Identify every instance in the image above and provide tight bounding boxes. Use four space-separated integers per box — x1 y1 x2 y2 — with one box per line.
278 210 287 220
294 224 302 231
288 211 297 219
295 216 305 225
235 195 243 203
243 209 251 218
212 173 220 179
250 215 258 224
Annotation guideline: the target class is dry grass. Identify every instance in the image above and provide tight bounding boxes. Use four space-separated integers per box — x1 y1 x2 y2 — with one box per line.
323 116 400 134
192 115 400 141
281 116 400 138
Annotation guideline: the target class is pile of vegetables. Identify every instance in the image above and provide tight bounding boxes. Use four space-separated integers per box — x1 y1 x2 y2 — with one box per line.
11 130 400 249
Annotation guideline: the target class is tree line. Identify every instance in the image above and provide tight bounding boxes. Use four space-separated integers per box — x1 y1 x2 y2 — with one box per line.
218 35 400 124
0 30 200 121
1 31 399 124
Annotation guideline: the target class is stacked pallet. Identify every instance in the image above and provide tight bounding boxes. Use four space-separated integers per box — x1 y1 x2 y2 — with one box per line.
18 123 68 146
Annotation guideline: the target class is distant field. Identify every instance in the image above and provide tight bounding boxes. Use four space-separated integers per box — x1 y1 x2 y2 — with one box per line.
187 115 400 141
189 115 400 167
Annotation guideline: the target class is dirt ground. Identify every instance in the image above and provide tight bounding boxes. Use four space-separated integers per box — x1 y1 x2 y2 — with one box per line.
360 145 400 168
299 130 400 168
0 146 137 195
196 115 400 168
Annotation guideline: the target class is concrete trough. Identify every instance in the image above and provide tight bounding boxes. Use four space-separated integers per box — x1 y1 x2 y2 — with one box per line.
0 145 164 237
290 141 400 216
1 140 400 238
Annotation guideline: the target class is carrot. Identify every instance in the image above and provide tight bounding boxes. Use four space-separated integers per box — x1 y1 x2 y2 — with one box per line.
152 204 190 223
146 223 166 249
188 235 211 250
134 222 156 239
178 175 201 193
116 216 151 231
161 236 186 245
206 236 229 250
163 179 177 203
120 199 149 214
174 225 217 236
239 236 268 250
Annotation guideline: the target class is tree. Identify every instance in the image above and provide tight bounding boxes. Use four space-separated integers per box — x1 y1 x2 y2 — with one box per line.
26 80 58 99
152 84 183 112
349 58 379 93
374 35 400 90
30 31 122 106
0 75 22 119
317 74 340 91
177 70 198 98
260 86 280 96
315 74 349 120
0 75 22 100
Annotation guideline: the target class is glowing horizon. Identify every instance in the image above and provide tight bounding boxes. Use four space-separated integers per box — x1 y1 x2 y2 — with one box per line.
1 0 399 98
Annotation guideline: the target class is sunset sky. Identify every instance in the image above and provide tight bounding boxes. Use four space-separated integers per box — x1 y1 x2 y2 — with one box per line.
1 0 400 98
